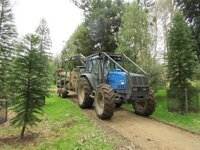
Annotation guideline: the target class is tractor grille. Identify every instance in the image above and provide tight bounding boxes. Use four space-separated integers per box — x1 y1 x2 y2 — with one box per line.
117 85 125 89
131 76 149 86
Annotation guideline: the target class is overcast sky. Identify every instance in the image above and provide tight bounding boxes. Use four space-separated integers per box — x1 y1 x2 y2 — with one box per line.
11 0 83 56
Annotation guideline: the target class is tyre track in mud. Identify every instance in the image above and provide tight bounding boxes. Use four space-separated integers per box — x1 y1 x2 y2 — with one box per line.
67 92 200 150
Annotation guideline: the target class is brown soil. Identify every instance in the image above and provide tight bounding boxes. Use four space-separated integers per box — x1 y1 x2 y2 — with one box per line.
0 111 40 146
0 133 38 146
69 92 200 150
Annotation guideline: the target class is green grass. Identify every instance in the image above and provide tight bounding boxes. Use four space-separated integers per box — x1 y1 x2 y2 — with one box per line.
50 83 57 89
0 94 115 150
123 89 200 133
153 89 200 133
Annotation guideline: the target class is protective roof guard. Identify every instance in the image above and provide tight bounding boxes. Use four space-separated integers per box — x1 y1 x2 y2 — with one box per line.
101 52 147 75
122 54 147 75
64 52 147 75
64 53 86 64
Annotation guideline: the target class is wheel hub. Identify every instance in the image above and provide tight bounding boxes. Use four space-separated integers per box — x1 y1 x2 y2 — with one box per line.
95 91 104 114
135 101 146 109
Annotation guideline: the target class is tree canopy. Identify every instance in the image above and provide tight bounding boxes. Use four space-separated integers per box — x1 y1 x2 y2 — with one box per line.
167 12 196 88
72 0 124 53
62 24 94 57
117 2 150 65
176 0 200 59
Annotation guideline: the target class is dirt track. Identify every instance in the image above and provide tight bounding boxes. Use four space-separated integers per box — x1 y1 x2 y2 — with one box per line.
84 109 200 150
68 92 200 150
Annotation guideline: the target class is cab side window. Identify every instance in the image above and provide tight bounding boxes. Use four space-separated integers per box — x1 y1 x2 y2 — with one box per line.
92 59 99 74
88 60 93 72
86 59 99 74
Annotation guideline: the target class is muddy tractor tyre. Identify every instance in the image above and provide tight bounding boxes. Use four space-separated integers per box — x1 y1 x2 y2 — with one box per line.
94 84 115 119
78 77 93 108
134 91 156 116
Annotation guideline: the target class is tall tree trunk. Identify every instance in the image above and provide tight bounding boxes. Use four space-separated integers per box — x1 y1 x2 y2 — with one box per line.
21 125 26 139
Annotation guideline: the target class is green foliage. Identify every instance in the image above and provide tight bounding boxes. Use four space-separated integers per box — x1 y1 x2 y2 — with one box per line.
194 63 200 80
143 60 164 91
117 2 163 90
61 24 94 72
0 0 17 100
48 58 58 84
73 0 124 52
167 12 197 112
117 2 150 65
167 12 196 88
176 0 200 59
10 34 49 138
62 24 94 57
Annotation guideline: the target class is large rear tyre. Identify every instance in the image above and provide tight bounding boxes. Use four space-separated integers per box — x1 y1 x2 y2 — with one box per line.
95 84 115 119
134 91 156 116
78 77 93 108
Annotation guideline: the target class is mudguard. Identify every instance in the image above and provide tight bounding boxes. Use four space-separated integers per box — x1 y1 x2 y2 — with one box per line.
80 73 95 90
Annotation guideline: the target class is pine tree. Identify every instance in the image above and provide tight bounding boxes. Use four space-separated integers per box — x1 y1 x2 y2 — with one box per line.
62 24 94 57
35 18 52 106
0 0 17 100
73 0 124 52
36 18 51 51
10 34 48 139
176 0 200 59
167 12 197 112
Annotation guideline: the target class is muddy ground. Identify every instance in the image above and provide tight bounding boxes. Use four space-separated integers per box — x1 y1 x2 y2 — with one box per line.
68 92 200 150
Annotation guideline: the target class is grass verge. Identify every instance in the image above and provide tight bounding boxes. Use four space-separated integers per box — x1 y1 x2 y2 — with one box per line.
0 94 115 150
123 89 200 134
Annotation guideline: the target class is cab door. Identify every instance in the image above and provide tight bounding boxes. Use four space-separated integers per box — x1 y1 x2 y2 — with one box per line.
90 58 101 88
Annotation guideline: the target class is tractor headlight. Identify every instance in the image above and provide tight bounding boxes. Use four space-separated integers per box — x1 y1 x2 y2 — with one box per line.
120 80 124 85
133 87 137 92
142 87 148 91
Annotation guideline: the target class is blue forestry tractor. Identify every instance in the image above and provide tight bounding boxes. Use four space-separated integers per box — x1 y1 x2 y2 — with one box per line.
78 52 156 119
